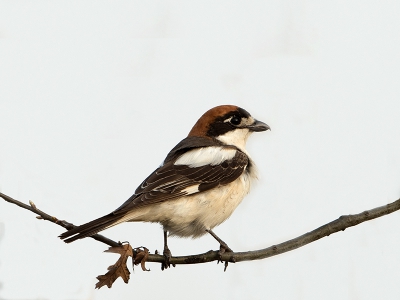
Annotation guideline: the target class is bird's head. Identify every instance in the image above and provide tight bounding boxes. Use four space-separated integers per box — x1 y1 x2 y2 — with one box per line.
188 105 270 151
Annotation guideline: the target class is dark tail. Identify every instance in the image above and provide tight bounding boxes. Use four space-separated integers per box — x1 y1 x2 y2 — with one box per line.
59 213 121 243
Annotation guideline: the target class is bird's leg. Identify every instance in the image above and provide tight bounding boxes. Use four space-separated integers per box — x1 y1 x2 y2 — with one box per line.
161 230 174 270
206 229 234 271
206 229 233 253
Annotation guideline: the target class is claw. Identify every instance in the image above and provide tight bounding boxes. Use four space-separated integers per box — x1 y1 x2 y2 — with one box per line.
218 243 233 272
162 246 172 271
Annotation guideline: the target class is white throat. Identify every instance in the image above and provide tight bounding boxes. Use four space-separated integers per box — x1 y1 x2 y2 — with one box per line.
216 128 251 154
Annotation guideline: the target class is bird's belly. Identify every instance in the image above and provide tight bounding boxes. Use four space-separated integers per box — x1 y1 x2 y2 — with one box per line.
130 172 253 238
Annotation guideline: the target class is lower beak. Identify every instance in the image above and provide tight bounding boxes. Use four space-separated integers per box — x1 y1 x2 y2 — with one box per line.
248 120 270 132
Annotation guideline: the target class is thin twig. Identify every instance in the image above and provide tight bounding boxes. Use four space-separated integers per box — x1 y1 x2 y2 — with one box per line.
1 192 399 265
0 192 120 247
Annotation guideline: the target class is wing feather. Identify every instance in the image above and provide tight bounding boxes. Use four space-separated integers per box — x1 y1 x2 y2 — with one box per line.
113 148 248 215
60 137 249 243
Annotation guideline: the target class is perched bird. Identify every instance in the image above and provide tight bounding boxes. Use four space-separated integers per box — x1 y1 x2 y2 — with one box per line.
59 105 269 269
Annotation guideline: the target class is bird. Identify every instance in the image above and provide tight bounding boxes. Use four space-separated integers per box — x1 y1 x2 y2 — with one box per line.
59 105 269 269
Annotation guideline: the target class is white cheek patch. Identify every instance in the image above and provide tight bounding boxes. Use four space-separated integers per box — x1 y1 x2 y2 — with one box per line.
216 128 250 154
174 146 237 168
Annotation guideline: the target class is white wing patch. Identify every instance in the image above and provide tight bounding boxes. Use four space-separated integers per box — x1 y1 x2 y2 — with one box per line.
174 146 236 168
181 185 200 195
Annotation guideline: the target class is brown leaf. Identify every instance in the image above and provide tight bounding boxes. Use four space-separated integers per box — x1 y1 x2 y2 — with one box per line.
132 247 150 271
95 244 134 289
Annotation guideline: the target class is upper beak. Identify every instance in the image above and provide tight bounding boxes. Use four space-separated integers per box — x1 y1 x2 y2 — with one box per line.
247 119 270 132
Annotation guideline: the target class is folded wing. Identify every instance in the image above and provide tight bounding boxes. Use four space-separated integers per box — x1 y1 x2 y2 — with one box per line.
59 138 248 243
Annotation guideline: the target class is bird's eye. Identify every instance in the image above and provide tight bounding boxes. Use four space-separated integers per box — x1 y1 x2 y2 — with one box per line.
230 116 241 126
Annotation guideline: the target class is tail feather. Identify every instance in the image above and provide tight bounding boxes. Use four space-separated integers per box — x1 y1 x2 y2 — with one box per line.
59 213 121 243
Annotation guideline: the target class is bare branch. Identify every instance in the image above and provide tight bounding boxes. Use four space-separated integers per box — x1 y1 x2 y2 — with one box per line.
0 192 120 247
1 192 399 266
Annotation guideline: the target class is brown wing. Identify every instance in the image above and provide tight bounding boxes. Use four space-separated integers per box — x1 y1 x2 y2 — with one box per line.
112 149 248 215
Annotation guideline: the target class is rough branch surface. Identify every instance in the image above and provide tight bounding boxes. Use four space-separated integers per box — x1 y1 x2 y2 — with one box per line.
1 192 399 265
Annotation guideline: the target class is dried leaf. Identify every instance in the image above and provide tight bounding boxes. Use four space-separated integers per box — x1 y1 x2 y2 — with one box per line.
104 243 133 257
95 244 133 289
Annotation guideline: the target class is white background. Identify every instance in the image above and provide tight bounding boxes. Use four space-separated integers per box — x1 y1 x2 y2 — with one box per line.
1 1 400 299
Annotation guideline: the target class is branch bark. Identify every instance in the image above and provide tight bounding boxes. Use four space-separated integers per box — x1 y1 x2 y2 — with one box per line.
1 192 399 266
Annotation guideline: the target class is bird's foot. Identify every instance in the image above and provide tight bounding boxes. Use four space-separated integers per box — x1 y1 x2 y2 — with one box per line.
161 246 175 271
218 242 235 272
218 241 233 255
205 229 235 271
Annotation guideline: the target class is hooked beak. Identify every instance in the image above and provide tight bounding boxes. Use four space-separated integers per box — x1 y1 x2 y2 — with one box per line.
247 119 270 132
